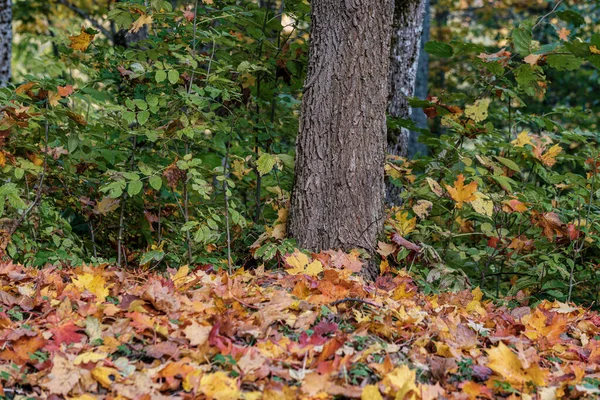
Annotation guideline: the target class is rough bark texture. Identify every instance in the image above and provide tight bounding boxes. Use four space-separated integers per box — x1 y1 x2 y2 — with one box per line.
289 0 394 259
386 0 426 204
0 0 11 88
409 0 430 158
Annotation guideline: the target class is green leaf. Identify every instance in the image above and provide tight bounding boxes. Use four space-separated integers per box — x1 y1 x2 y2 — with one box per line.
556 10 585 27
424 41 453 57
494 156 521 173
137 110 150 126
128 180 143 196
139 249 165 266
123 111 136 125
149 175 162 190
155 70 167 83
256 153 276 176
512 28 532 56
168 70 179 84
68 135 79 153
546 54 582 71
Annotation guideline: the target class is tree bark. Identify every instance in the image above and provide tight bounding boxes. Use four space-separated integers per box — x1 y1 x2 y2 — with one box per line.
289 0 394 262
409 0 430 158
0 0 11 87
386 0 426 204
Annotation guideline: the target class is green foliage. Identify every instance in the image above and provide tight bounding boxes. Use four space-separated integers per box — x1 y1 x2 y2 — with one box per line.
2 0 309 269
384 5 600 305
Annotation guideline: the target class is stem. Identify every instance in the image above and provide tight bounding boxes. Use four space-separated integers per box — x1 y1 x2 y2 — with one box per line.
10 107 50 235
223 141 232 274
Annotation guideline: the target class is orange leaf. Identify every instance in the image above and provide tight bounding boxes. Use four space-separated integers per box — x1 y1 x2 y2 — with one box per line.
445 174 477 209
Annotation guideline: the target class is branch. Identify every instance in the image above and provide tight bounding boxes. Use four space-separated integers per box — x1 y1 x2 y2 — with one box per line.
55 0 113 40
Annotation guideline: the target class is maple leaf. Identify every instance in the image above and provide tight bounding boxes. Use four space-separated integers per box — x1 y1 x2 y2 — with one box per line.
200 371 240 400
511 131 534 147
558 27 570 41
43 355 82 395
57 85 74 97
285 250 323 277
71 272 109 303
486 342 548 387
183 322 211 346
94 196 120 215
69 27 95 51
130 13 153 34
590 45 600 55
538 143 562 167
50 320 85 345
445 174 478 209
393 211 416 236
381 365 418 399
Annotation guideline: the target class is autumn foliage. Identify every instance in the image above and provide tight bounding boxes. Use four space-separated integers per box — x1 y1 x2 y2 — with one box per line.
2 258 600 399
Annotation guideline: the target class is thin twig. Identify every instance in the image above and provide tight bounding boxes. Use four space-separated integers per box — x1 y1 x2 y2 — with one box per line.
532 0 564 30
223 141 233 274
330 297 380 308
55 0 113 40
10 108 50 235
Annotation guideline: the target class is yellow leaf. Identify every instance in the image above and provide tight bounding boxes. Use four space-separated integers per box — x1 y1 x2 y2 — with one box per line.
74 351 107 365
95 197 120 215
590 45 600 55
91 366 120 388
200 371 240 400
426 177 443 197
0 152 6 167
381 365 418 399
129 14 153 34
511 131 534 148
445 174 477 209
362 384 383 400
465 98 490 123
170 265 189 288
183 369 203 392
48 91 63 107
69 28 95 51
285 250 323 277
539 144 562 167
72 273 109 303
486 342 548 387
394 211 416 236
471 192 493 217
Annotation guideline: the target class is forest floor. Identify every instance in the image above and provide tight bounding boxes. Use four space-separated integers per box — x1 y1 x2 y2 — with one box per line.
1 251 600 399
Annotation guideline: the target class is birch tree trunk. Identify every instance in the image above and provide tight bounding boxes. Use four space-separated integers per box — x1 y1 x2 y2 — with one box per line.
386 0 426 203
0 0 11 87
289 0 394 269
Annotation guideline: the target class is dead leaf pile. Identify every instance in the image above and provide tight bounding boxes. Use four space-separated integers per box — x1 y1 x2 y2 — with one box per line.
0 257 599 399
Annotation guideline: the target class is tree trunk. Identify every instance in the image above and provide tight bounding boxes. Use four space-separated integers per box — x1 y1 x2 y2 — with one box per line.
385 0 426 204
0 0 11 87
409 0 430 158
289 0 394 264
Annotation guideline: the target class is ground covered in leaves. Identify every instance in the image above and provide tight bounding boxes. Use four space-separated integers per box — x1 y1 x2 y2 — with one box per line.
1 251 600 399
